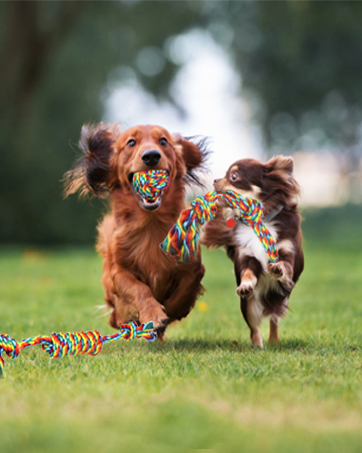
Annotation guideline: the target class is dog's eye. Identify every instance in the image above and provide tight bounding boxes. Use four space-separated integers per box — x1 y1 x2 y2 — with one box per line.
231 172 238 181
159 137 168 147
127 139 136 148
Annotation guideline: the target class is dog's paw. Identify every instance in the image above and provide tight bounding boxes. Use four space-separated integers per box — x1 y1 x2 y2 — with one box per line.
268 262 284 279
236 282 254 298
268 262 295 291
155 324 167 342
140 303 168 331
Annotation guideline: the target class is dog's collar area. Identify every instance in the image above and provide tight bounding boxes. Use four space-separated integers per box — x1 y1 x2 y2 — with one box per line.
262 204 283 222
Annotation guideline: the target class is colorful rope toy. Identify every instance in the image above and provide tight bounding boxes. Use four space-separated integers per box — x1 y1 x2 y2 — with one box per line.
0 321 156 378
133 169 170 201
160 190 279 264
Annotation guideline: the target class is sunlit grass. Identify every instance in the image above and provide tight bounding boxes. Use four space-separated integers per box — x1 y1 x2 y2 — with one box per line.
1 208 362 452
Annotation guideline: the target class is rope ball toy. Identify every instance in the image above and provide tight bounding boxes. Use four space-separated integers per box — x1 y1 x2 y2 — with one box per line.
132 169 169 201
1 169 278 378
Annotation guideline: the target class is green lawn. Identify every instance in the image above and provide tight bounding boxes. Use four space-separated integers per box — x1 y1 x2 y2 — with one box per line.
1 206 362 452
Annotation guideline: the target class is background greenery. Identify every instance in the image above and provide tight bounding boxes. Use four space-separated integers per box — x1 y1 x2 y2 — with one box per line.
1 1 362 244
1 207 362 452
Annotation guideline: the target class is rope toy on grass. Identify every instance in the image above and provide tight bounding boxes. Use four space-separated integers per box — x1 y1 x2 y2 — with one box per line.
0 321 156 378
160 191 279 264
132 169 170 201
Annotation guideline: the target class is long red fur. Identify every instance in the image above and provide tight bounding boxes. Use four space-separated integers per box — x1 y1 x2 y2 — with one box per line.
65 124 206 337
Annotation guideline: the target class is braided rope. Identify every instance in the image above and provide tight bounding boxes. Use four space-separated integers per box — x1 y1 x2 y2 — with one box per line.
133 169 170 201
0 321 156 378
160 190 279 264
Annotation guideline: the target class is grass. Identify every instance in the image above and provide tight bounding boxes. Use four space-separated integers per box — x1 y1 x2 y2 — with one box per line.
1 206 362 452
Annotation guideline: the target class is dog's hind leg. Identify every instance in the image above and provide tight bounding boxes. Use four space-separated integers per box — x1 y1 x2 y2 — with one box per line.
236 256 264 346
269 314 280 342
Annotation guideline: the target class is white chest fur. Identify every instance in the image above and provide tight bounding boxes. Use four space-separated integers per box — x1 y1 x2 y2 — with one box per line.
234 220 278 272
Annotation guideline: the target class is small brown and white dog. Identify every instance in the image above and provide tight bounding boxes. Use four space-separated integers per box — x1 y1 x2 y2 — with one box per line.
201 156 304 347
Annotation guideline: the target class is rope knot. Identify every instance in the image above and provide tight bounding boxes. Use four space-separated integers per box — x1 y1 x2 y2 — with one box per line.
190 196 218 225
240 198 263 226
119 321 138 341
118 321 157 341
0 334 20 359
0 334 20 378
135 322 157 341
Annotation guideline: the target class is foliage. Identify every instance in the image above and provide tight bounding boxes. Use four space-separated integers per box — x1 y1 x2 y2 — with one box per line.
1 207 362 452
204 2 362 155
1 1 362 244
0 1 201 244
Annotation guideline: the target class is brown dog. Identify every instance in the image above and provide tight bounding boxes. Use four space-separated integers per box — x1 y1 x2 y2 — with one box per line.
65 124 208 337
201 156 304 347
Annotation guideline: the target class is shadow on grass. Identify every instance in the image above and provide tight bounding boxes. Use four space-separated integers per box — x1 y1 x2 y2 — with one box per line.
144 337 314 353
130 337 361 355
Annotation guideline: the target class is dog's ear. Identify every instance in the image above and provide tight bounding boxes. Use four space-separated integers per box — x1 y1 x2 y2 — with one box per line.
266 155 294 175
64 123 120 197
173 134 210 186
265 155 300 202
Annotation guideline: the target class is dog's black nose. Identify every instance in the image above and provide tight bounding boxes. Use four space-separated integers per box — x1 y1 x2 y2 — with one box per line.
142 149 161 167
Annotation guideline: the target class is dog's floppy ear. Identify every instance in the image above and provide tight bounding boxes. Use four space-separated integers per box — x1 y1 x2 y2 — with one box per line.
173 134 210 186
64 123 120 197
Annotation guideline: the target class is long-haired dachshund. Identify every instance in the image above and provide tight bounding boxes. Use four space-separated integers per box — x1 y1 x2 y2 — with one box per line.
65 124 208 337
201 156 304 347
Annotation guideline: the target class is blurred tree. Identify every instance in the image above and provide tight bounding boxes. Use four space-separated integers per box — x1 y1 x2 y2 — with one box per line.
0 1 201 244
1 1 361 245
205 1 362 162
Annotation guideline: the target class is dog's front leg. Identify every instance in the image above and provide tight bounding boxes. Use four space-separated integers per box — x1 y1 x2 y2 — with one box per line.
111 266 168 330
236 256 262 298
268 246 295 292
237 268 258 297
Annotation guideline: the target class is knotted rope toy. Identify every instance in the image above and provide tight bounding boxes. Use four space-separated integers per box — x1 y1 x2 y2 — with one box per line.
132 169 170 201
160 191 279 264
131 170 278 264
0 322 156 378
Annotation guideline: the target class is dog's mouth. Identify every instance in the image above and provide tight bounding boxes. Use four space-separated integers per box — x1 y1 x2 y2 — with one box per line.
138 197 162 211
128 171 168 212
